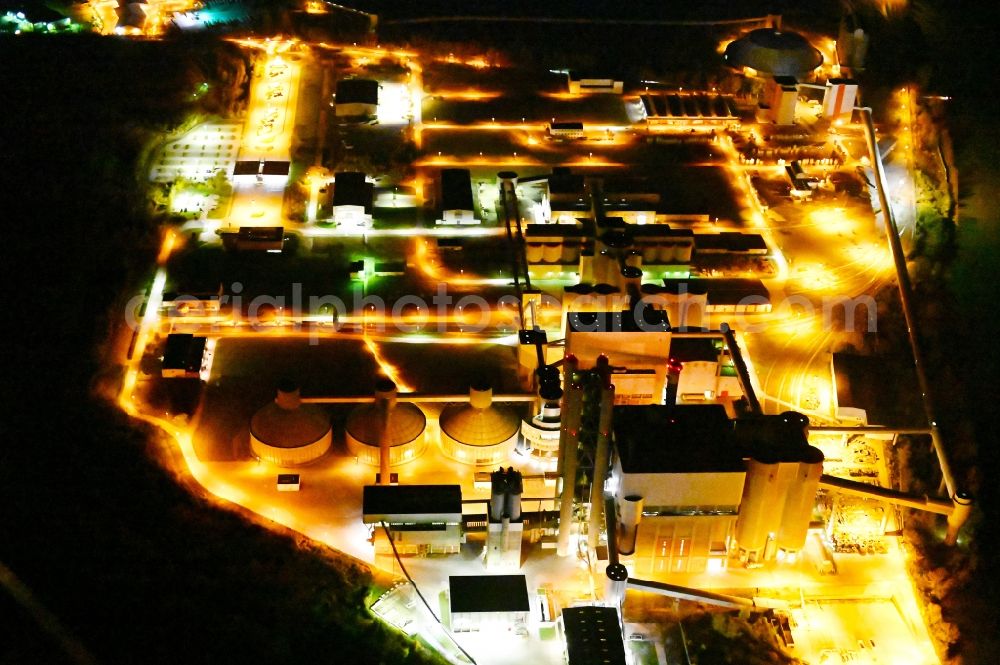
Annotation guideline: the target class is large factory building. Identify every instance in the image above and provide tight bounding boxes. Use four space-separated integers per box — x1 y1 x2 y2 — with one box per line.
607 404 824 573
611 405 745 574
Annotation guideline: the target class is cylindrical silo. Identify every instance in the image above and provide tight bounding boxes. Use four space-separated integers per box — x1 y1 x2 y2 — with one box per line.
526 242 544 263
543 242 562 264
249 381 332 467
439 382 520 466
735 456 783 562
641 241 658 264
346 382 427 469
490 467 508 521
617 495 644 556
561 242 579 264
777 445 824 556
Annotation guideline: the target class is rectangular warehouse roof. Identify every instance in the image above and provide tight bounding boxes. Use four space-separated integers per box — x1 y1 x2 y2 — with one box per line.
449 575 529 614
162 334 206 375
233 160 260 176
562 606 627 665
660 278 770 306
362 485 462 524
668 337 720 363
567 307 670 334
261 160 290 176
694 232 768 254
440 168 474 211
614 404 744 473
333 171 374 212
336 78 379 105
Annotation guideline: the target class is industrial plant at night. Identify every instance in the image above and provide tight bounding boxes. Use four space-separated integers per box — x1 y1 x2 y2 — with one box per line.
3 2 998 665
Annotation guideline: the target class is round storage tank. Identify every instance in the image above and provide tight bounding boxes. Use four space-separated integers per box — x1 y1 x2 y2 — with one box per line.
439 383 520 466
526 242 544 263
346 399 427 466
724 29 823 78
250 383 332 467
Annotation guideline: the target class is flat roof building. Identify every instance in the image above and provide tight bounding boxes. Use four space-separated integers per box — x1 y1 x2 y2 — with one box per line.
438 168 477 224
612 404 745 573
560 606 627 665
221 226 285 252
335 78 379 117
161 333 207 379
363 485 463 556
332 171 374 227
566 71 623 94
449 575 530 632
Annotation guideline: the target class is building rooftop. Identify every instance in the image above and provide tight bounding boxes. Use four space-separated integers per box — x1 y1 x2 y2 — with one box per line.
162 334 206 374
562 606 627 665
440 168 474 211
694 232 768 253
336 78 379 105
237 227 284 242
640 93 738 120
731 412 817 463
250 402 330 449
233 160 260 176
668 337 720 363
567 308 671 334
261 160 290 176
449 575 529 614
614 404 745 474
567 71 622 82
660 278 770 306
362 485 462 521
550 121 584 131
333 171 374 212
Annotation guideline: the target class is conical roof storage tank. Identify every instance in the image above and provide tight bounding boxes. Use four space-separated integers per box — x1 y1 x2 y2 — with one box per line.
777 445 825 558
250 380 332 467
346 381 427 466
439 382 520 466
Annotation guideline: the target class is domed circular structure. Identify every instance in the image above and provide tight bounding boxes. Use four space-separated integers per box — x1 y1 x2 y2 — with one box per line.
724 29 822 78
346 384 427 466
439 383 520 466
250 383 332 466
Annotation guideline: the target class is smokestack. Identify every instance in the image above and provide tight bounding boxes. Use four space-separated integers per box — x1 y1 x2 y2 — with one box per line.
588 382 615 552
617 495 643 556
506 467 523 522
555 355 579 489
275 379 301 410
490 467 508 522
376 378 398 486
946 491 974 545
604 563 628 607
557 356 584 557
